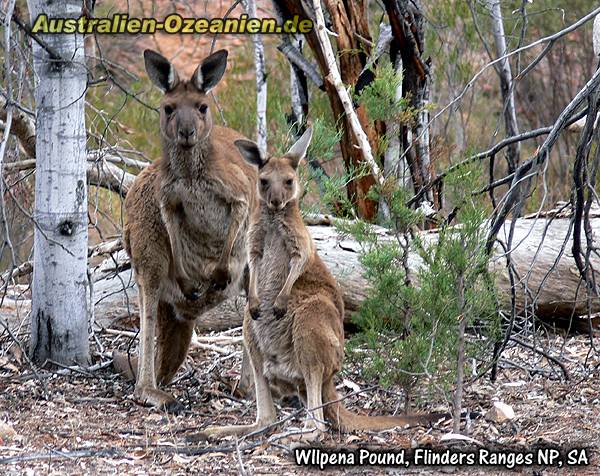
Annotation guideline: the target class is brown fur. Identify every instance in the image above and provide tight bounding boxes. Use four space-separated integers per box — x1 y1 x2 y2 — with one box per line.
202 129 441 442
113 50 257 412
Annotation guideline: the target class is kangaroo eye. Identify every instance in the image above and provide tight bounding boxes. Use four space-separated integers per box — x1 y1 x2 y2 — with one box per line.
198 104 208 114
285 179 293 186
164 105 175 116
260 179 268 187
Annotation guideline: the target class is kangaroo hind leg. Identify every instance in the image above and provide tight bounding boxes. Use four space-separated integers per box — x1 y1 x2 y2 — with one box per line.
156 301 195 386
134 286 184 413
199 331 277 439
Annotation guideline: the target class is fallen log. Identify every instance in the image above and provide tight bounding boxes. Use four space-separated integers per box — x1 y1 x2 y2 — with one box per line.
92 214 600 332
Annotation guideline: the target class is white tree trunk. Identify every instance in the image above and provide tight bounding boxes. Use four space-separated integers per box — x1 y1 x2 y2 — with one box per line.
379 48 410 221
243 0 268 156
486 0 520 169
289 36 305 126
28 0 90 365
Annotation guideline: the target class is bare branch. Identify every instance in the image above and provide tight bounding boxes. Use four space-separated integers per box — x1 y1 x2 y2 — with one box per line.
277 39 324 89
0 95 35 157
310 0 384 189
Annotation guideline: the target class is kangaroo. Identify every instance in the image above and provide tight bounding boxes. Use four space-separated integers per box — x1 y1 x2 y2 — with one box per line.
112 49 257 412
200 129 441 442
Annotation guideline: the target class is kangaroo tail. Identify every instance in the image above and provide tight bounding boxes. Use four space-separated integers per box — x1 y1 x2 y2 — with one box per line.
322 380 446 432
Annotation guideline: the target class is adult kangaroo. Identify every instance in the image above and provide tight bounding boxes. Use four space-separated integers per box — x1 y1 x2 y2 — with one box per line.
113 49 257 412
201 129 441 441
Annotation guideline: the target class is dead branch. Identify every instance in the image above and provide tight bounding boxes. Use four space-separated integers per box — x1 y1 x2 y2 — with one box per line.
3 153 137 197
276 38 324 89
89 215 600 338
407 108 589 208
310 0 384 189
0 95 35 157
0 261 32 284
509 335 569 380
486 66 600 252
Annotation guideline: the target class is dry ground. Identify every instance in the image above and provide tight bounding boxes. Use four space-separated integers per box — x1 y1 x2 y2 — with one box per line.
1 317 599 475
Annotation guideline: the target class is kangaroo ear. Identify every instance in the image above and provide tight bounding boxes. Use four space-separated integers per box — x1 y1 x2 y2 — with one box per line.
235 139 265 168
285 127 313 168
144 50 179 92
192 49 228 93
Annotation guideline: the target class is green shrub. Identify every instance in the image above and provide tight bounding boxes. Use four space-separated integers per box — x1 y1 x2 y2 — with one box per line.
347 163 499 405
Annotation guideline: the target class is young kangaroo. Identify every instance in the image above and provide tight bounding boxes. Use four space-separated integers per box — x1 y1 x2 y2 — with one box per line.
200 129 441 442
112 49 257 412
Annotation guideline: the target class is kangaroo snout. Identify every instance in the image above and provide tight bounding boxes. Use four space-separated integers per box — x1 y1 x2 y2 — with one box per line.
269 198 282 210
178 126 197 146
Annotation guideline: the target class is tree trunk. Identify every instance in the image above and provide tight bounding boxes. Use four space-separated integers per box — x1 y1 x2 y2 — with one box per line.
594 13 600 57
383 0 438 212
285 34 330 195
453 273 466 433
486 0 520 173
273 0 380 219
243 0 268 156
28 0 90 365
377 26 411 222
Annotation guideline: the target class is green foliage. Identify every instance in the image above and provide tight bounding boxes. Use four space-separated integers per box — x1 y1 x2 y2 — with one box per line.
308 117 341 164
347 163 499 399
354 62 411 125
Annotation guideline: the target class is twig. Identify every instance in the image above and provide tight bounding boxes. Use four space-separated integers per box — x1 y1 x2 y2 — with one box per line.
235 439 250 476
0 448 120 465
189 342 234 355
44 359 113 377
400 5 600 174
10 12 63 61
509 335 569 380
407 108 589 207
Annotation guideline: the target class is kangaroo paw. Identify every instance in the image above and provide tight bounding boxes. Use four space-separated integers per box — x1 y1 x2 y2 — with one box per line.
184 289 200 301
247 296 261 320
210 266 231 291
249 306 261 320
273 305 287 320
273 294 289 320
177 277 200 301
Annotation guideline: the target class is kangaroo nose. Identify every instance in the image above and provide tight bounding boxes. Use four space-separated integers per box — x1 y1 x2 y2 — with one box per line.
270 199 281 209
179 128 195 139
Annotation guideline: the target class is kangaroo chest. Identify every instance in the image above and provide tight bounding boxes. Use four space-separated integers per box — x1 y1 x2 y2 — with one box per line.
161 175 247 277
179 177 233 243
257 225 291 306
249 224 303 385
